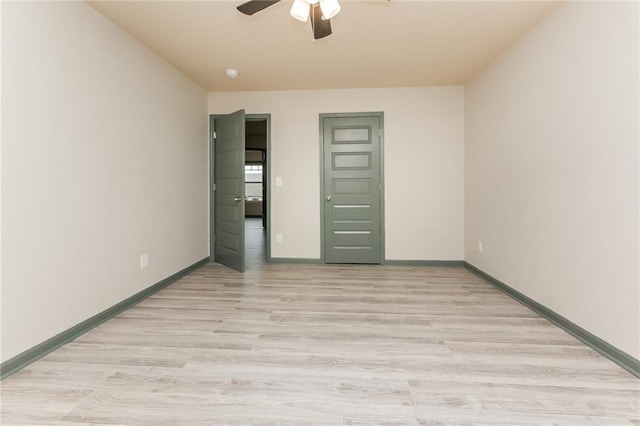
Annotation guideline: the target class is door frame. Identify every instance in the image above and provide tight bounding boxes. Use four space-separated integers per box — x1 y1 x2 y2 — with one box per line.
209 113 272 264
319 112 385 264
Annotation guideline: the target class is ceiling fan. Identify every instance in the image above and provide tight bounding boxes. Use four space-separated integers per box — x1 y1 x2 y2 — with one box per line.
237 0 341 40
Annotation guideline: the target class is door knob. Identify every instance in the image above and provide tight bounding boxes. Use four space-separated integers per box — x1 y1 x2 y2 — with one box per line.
233 196 243 202
326 195 332 201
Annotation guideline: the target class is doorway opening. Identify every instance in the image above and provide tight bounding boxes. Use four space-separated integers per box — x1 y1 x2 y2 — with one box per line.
244 119 268 268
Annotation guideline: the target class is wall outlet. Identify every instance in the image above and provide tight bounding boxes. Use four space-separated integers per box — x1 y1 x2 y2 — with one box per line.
477 241 483 253
140 253 149 269
276 233 283 243
275 177 283 187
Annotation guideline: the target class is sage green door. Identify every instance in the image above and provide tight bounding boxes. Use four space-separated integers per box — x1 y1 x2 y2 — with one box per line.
214 110 245 272
322 114 383 264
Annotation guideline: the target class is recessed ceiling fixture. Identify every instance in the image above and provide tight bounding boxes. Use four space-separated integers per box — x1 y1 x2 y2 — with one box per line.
236 0 341 40
225 68 239 79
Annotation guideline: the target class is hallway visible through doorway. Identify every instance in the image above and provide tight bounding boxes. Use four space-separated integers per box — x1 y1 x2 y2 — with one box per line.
245 217 266 269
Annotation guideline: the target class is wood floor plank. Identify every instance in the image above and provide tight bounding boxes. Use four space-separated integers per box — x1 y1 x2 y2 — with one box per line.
61 390 346 425
412 406 636 425
76 327 259 350
39 343 194 368
2 362 183 394
409 380 640 418
0 387 92 424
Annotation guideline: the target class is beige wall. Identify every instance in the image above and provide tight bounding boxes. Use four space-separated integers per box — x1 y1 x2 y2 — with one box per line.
209 87 465 260
1 2 208 362
465 2 639 358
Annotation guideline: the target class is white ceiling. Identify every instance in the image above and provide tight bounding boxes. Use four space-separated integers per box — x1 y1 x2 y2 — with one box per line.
88 0 559 92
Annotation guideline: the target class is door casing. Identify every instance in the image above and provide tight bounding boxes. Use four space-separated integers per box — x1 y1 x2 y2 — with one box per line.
209 113 271 265
319 112 385 264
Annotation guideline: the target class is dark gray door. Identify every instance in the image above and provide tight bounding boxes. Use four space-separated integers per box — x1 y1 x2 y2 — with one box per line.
322 114 383 264
215 110 245 272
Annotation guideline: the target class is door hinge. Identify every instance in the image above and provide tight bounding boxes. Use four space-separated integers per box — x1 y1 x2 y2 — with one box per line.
212 183 216 191
378 129 381 137
213 131 217 140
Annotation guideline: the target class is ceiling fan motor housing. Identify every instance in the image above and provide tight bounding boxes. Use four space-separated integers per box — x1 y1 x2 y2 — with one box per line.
237 0 339 39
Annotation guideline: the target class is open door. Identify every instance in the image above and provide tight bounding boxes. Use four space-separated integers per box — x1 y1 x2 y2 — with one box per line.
214 110 246 272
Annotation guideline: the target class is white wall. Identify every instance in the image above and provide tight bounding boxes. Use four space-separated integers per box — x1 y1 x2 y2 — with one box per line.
209 87 465 261
465 2 639 358
1 2 208 362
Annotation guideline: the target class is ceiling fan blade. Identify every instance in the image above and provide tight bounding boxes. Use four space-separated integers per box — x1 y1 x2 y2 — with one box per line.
310 4 332 39
237 0 280 16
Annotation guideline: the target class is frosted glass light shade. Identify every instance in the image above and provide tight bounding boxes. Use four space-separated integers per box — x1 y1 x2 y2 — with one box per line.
290 0 310 22
319 0 341 19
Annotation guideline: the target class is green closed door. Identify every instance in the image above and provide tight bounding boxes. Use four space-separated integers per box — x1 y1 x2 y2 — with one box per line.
214 110 246 272
322 114 383 264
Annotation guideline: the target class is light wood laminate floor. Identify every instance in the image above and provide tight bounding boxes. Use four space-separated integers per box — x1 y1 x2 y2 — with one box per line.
2 260 639 424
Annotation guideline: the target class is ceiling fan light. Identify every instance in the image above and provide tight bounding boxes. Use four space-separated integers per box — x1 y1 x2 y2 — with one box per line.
290 0 310 22
319 0 340 20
